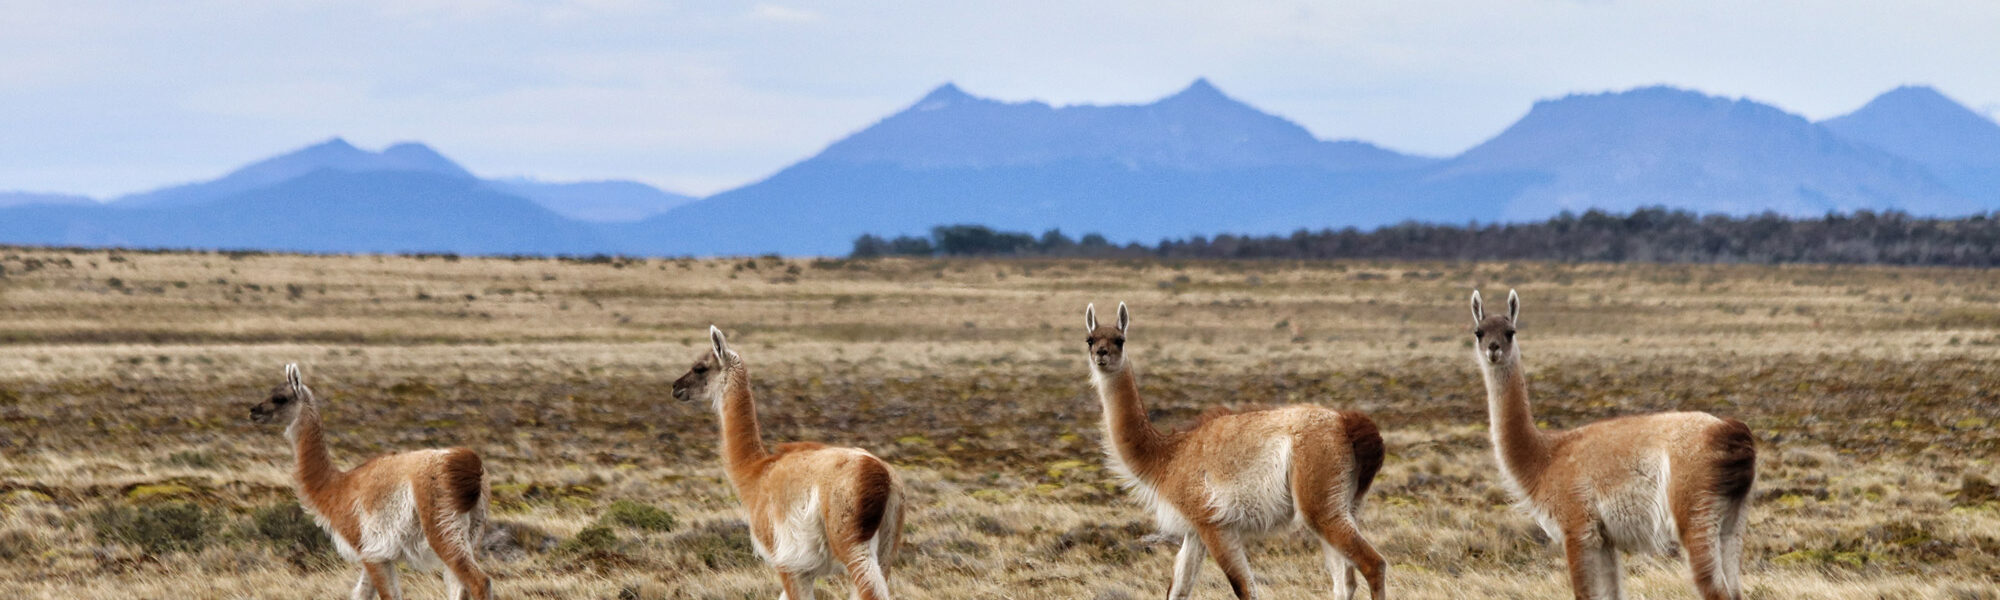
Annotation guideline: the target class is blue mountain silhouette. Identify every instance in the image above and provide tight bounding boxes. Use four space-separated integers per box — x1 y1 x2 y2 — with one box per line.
3 81 1996 256
618 80 1439 255
1822 85 2000 207
0 170 606 255
1431 86 1967 220
114 138 475 208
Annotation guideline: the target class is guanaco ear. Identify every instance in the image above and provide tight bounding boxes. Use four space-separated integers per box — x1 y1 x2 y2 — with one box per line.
709 325 730 363
284 363 307 398
1085 303 1098 332
1115 302 1130 335
1470 290 1485 324
1507 289 1521 326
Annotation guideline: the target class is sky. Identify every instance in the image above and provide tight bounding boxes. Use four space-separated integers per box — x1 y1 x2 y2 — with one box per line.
3 0 1998 199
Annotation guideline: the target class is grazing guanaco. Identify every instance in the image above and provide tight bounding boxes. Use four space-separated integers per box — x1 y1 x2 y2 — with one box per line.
672 326 905 600
248 364 492 600
1470 290 1756 600
1084 302 1387 599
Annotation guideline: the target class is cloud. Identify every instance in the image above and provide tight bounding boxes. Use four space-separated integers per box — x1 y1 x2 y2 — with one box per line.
749 4 819 22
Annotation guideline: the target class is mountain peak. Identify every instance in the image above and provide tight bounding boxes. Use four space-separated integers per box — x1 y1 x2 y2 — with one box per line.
383 141 439 154
1175 77 1222 96
1539 85 1723 110
1847 85 1981 121
291 137 367 161
911 82 978 111
110 138 475 207
922 82 968 100
307 137 358 151
380 142 474 178
1824 84 2000 170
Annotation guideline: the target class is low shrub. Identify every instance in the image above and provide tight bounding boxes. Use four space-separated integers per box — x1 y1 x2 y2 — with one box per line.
600 500 676 533
669 519 759 570
90 501 215 554
557 524 618 556
250 503 333 563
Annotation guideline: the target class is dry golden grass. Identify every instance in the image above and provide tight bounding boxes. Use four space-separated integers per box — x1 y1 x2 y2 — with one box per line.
2 247 1997 599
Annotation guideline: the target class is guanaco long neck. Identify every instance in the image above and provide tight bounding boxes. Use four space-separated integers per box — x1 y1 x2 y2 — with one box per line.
715 363 770 484
285 403 340 503
1091 365 1172 479
1480 356 1550 490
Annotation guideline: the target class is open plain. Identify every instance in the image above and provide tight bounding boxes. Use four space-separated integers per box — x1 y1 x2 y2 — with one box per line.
1 247 1996 599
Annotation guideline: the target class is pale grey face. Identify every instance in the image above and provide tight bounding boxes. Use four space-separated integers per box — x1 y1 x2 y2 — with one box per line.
1469 290 1521 365
1083 302 1130 372
1086 325 1126 371
670 350 721 402
248 382 302 425
1473 314 1517 365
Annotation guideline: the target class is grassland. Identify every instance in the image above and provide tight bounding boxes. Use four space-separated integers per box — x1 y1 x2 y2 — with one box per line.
1 247 1996 599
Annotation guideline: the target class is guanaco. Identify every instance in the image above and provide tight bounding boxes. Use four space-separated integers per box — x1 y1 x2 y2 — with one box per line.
1471 290 1755 600
672 326 905 600
249 364 492 600
1084 302 1386 599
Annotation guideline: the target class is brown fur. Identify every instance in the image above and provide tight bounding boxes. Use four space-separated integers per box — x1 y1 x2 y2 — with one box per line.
440 448 486 515
1084 302 1386 600
851 457 895 546
1710 419 1758 501
1342 411 1385 504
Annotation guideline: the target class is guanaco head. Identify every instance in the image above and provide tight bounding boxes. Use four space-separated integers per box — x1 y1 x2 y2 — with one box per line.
672 326 737 405
1470 289 1520 366
249 363 313 425
1084 302 1130 372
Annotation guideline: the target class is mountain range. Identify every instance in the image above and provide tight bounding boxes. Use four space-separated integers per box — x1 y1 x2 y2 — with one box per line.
2 81 1997 256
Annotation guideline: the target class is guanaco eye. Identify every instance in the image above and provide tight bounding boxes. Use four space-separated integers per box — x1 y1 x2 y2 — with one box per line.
1474 330 1485 339
1505 330 1516 339
271 396 290 405
693 365 708 373
1113 339 1124 347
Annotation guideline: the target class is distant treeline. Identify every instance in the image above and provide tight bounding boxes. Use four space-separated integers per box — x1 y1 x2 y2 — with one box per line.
851 208 2000 266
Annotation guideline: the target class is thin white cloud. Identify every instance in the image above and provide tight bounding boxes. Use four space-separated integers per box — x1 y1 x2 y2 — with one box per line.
749 4 819 22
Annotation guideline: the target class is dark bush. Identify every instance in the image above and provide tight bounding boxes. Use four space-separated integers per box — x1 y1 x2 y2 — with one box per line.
0 529 41 561
557 524 619 556
669 519 759 570
91 501 215 554
600 500 676 532
251 503 333 561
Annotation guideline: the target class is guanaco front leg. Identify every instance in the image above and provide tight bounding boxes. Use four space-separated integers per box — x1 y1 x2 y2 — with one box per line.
1193 525 1257 599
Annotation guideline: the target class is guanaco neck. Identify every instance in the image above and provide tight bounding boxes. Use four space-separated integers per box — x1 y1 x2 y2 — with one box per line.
713 361 770 486
284 402 340 504
1479 353 1551 491
1090 363 1173 480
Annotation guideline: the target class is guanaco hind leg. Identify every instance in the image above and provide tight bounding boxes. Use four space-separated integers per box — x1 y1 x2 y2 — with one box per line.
358 561 400 600
1166 534 1207 600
